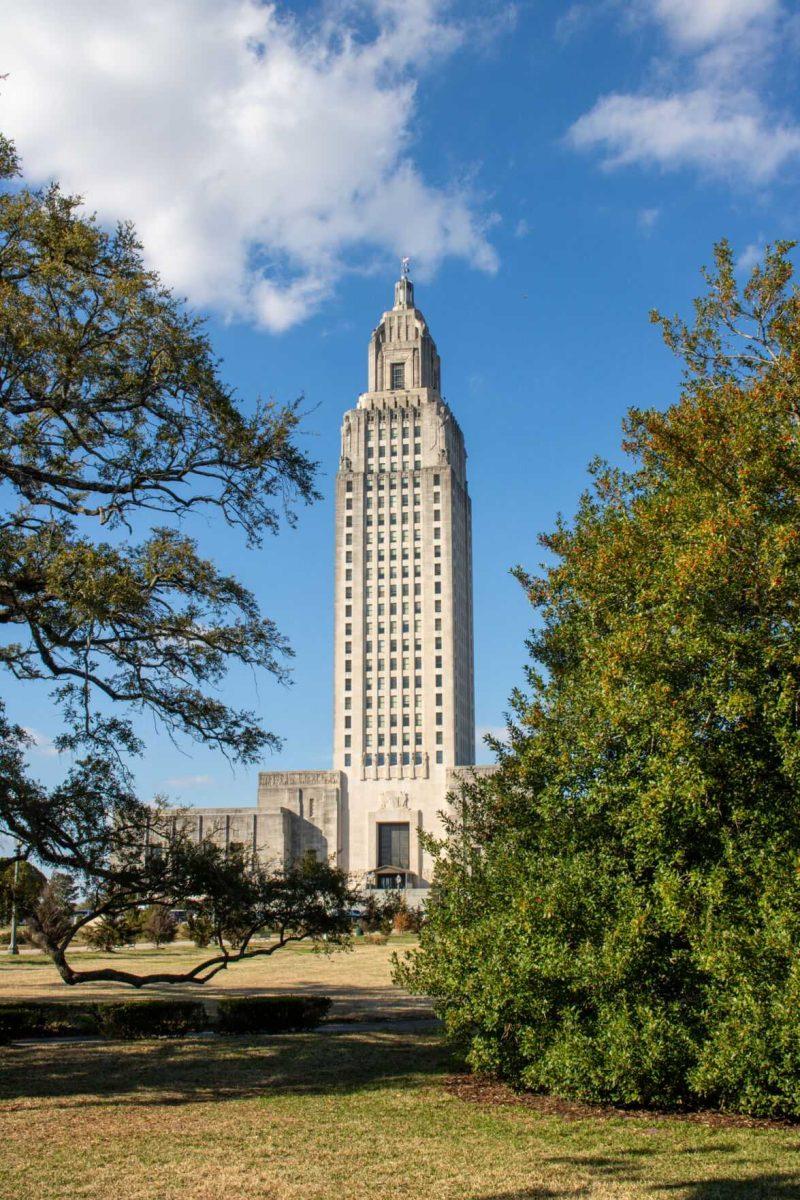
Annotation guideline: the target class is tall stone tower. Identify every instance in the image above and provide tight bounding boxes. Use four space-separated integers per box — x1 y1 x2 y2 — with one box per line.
172 267 491 899
333 267 476 889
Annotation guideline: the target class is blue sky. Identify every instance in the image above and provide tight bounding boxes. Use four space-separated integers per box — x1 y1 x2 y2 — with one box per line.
1 0 799 808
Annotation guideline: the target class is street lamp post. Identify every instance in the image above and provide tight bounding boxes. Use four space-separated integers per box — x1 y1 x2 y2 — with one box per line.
7 851 20 956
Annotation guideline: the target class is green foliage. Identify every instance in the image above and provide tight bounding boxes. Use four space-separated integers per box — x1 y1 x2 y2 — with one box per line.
0 858 45 923
359 892 403 935
25 840 358 989
83 910 139 953
92 999 207 1040
392 896 425 934
399 241 800 1117
0 133 318 886
0 994 329 1042
216 995 331 1034
141 905 177 948
0 1001 98 1042
184 908 215 948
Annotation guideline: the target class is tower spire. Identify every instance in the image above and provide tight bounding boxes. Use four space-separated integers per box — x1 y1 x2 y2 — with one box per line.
394 256 414 309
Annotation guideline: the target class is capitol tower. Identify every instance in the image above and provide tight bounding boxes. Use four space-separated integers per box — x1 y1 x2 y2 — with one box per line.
332 265 478 890
177 267 491 900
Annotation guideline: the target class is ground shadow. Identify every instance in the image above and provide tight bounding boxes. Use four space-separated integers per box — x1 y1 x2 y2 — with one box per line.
475 1173 800 1199
659 1177 800 1198
0 1027 456 1111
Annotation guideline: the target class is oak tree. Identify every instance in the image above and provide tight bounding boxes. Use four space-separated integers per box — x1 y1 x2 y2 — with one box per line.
0 133 357 986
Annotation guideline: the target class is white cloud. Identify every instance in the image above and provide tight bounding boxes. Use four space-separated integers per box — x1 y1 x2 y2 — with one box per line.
22 728 59 758
568 0 799 183
0 0 498 331
637 206 661 230
163 774 214 790
514 218 530 238
736 241 765 274
643 0 779 48
476 723 508 745
569 88 800 183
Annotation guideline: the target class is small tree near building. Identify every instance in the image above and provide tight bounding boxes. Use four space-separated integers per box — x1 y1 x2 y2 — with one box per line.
141 906 178 948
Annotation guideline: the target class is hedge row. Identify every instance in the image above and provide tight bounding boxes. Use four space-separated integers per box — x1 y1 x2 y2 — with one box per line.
217 995 331 1034
0 995 331 1042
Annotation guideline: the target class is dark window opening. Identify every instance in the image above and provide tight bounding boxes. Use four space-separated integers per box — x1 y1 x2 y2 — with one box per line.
390 362 405 390
378 822 409 870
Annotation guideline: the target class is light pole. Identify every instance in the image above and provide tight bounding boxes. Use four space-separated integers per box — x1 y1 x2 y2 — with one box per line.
7 850 20 956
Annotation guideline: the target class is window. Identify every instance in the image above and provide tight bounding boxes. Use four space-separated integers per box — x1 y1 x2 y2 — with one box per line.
378 822 410 869
390 362 405 390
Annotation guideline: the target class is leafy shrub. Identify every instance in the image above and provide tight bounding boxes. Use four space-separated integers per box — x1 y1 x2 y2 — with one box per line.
359 893 402 935
216 995 331 1034
362 931 388 945
93 999 208 1039
83 911 139 952
398 243 800 1118
141 905 178 948
393 897 424 934
0 1002 99 1041
185 909 215 948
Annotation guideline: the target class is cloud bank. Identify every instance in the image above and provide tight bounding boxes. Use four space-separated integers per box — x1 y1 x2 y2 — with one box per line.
567 0 800 183
0 0 498 331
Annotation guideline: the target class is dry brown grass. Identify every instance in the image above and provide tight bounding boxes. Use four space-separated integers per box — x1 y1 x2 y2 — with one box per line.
3 942 800 1198
0 936 430 1022
2 1030 800 1199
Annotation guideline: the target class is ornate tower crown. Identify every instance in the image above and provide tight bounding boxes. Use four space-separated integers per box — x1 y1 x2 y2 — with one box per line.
365 264 441 397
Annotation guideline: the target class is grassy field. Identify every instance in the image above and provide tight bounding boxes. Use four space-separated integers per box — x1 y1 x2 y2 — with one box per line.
2 942 800 1199
0 937 430 1021
2 1028 800 1199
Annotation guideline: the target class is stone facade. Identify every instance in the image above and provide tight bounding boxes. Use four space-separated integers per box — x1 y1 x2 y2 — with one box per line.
177 270 494 894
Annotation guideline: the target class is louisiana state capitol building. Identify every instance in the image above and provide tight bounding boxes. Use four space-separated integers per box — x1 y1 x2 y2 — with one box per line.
179 268 493 899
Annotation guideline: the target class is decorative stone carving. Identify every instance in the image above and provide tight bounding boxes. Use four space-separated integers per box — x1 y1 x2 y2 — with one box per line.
379 791 410 810
259 770 341 787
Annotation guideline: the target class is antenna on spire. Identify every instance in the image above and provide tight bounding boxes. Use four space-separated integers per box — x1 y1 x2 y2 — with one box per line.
394 257 415 308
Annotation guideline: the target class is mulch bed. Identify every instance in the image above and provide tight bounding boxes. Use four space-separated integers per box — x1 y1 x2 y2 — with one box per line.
444 1073 800 1130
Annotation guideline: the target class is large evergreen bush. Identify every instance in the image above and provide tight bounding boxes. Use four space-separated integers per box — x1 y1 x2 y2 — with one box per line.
398 242 800 1117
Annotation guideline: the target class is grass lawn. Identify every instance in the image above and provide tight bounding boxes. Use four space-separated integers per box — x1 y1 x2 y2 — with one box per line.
2 942 800 1198
0 937 430 1022
2 1029 800 1199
